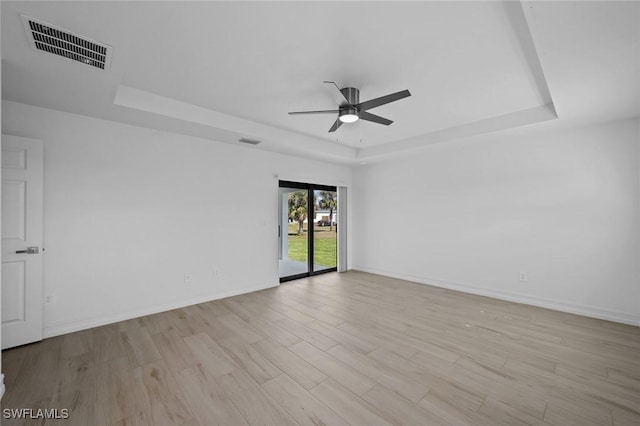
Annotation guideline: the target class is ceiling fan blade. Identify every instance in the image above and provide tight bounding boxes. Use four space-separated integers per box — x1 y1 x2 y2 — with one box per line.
324 81 352 104
289 109 339 115
356 90 411 111
328 118 342 133
359 111 393 126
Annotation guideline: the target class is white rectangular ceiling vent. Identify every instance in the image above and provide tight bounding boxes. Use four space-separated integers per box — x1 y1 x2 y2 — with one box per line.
20 14 112 70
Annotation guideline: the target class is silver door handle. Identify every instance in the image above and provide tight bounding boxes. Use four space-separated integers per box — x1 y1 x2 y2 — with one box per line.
16 246 39 254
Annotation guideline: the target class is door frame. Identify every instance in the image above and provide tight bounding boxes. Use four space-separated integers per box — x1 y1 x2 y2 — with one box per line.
279 180 338 282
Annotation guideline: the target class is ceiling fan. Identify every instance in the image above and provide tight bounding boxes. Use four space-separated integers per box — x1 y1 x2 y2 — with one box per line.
289 81 411 132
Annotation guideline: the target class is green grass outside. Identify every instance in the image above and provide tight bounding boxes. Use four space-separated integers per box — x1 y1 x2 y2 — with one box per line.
287 223 337 267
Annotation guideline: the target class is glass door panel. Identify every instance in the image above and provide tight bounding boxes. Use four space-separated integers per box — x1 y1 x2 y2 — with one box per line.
313 190 337 272
279 187 309 279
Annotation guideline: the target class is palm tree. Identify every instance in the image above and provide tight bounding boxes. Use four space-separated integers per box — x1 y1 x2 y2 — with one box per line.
317 191 337 232
288 191 308 235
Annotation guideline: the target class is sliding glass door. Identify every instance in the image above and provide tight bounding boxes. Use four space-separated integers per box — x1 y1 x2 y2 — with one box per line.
279 181 337 282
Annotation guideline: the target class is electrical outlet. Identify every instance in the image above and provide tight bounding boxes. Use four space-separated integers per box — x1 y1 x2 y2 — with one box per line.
519 271 528 282
184 273 192 284
213 268 220 278
45 294 55 304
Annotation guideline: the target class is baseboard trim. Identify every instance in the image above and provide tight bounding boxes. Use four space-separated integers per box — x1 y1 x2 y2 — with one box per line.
43 282 279 338
351 265 640 327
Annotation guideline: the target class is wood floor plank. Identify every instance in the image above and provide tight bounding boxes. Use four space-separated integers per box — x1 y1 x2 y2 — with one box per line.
607 368 640 391
199 300 232 317
419 377 486 413
237 299 287 322
319 300 409 332
270 303 318 323
362 384 448 425
95 356 142 424
244 315 302 347
612 406 640 425
122 327 162 367
544 403 607 426
327 344 430 403
218 336 282 385
221 299 253 321
478 396 549 426
310 379 393 426
60 329 94 359
168 312 210 339
93 324 128 364
272 289 325 309
419 326 509 367
369 346 448 384
151 329 196 373
455 356 548 420
215 313 265 344
555 363 640 410
202 315 238 341
134 360 194 425
337 321 418 359
182 332 236 378
138 312 174 336
174 366 247 426
251 338 326 390
305 319 379 355
48 351 96 426
400 325 462 362
419 387 492 426
215 369 297 426
280 283 338 306
110 411 149 426
288 302 345 326
289 341 376 396
261 374 348 426
273 317 338 351
502 358 624 425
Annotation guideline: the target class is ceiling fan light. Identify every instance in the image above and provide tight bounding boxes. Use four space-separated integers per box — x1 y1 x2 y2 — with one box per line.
339 108 359 123
339 114 359 123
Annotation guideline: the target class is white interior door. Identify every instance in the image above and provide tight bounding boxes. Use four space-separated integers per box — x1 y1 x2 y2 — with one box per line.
2 135 44 350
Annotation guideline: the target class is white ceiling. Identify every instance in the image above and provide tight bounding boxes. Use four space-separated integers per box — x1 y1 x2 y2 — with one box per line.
2 1 639 164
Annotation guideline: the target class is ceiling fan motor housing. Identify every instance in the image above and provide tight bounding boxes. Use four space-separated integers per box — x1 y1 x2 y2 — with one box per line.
340 87 360 105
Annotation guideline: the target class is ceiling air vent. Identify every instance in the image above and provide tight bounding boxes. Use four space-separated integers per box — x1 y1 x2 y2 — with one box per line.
238 138 262 145
20 14 112 70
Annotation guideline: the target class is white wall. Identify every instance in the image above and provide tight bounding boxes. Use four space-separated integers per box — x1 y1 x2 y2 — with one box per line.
353 118 640 325
1 101 352 337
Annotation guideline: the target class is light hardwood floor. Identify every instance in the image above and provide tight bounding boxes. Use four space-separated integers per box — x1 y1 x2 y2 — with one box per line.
2 271 639 425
